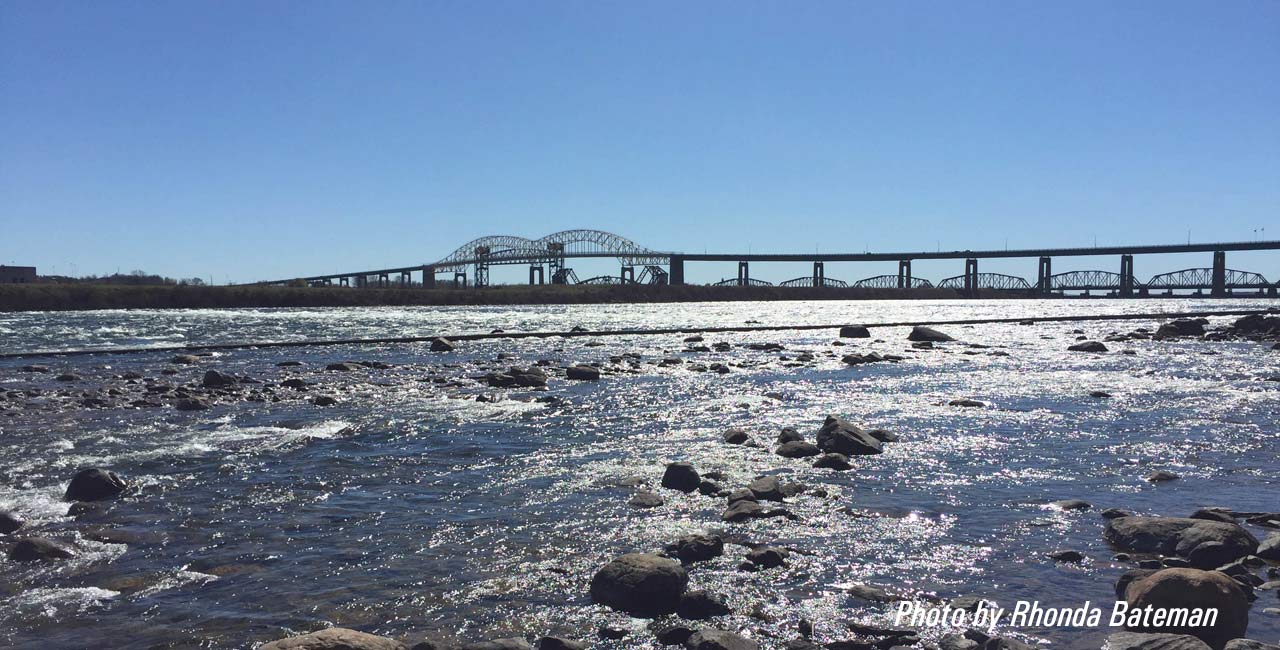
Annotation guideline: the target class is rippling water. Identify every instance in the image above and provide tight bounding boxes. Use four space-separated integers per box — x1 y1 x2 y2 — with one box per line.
1 299 1277 650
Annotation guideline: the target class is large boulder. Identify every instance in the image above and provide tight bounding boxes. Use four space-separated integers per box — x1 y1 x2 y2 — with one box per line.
1069 341 1108 353
565 365 600 381
8 537 75 562
1223 641 1280 650
1104 517 1258 567
908 326 954 342
1122 568 1249 650
661 463 701 493
815 416 883 455
676 590 731 619
684 630 759 650
747 476 786 502
775 441 820 458
1105 632 1212 650
260 628 407 650
430 338 455 352
589 553 688 617
64 468 128 502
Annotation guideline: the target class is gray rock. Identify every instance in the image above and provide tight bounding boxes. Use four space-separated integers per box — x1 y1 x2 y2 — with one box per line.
1105 632 1211 650
745 546 788 568
655 626 695 646
1068 341 1108 352
747 476 786 502
908 326 954 342
1047 549 1084 562
816 416 882 456
311 396 339 407
662 463 701 493
0 511 24 534
1104 517 1258 565
65 468 127 502
536 638 586 650
261 628 407 650
566 365 600 381
589 553 688 617
1123 568 1249 650
839 325 871 338
948 398 986 407
629 492 664 508
813 453 851 470
684 630 759 650
722 429 750 445
775 441 820 458
1147 470 1181 482
171 354 201 364
777 427 803 444
1257 534 1280 561
1052 499 1092 511
202 370 237 388
8 537 75 562
665 533 723 564
175 397 211 411
676 590 731 619
463 640 531 650
721 500 765 522
430 338 455 352
1224 641 1280 650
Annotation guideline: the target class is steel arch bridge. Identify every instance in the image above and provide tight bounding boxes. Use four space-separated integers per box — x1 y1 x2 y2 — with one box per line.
937 273 1032 291
712 278 774 287
779 276 849 288
1145 268 1272 291
852 274 934 289
1050 270 1125 291
431 229 667 271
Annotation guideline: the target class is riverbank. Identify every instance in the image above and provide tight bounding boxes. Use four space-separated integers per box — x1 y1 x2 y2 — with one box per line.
4 283 1003 312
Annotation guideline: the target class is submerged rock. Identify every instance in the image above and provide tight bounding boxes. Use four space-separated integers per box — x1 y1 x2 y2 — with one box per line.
589 553 688 617
261 628 406 650
1146 470 1181 483
8 537 75 562
1068 341 1108 352
65 468 127 502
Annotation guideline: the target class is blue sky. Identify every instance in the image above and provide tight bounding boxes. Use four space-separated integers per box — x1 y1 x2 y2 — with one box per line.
2 1 1277 285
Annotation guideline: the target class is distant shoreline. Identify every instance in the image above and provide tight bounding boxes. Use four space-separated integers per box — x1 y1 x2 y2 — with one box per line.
0 283 1253 312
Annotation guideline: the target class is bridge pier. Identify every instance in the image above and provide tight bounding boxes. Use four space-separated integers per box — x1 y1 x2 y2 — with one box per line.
897 260 911 289
813 261 824 287
1211 251 1226 297
339 277 349 287
963 258 978 297
379 273 389 288
669 255 685 285
529 265 544 285
1119 255 1135 297
422 266 435 289
737 261 749 287
400 271 410 287
454 271 467 288
1036 256 1052 294
621 266 634 284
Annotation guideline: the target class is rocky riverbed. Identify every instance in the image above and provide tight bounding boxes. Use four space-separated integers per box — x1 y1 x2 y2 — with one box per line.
1 301 1278 649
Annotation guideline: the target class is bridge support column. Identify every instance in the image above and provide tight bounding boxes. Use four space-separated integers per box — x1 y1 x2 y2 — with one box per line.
529 265 544 285
621 266 634 284
340 277 349 287
669 255 684 285
737 261 749 286
454 271 467 288
963 258 978 297
1037 256 1052 294
1211 251 1226 297
423 266 435 289
1119 255 1135 297
897 260 911 289
379 273 389 288
400 272 410 287
813 261 824 288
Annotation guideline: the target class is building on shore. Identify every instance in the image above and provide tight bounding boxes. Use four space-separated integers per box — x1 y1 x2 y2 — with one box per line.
0 266 38 283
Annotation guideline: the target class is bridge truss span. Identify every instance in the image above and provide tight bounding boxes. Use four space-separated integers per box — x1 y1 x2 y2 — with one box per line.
1146 268 1272 291
937 273 1032 291
853 274 933 289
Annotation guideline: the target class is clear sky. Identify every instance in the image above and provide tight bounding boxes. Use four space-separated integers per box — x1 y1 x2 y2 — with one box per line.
2 1 1277 285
